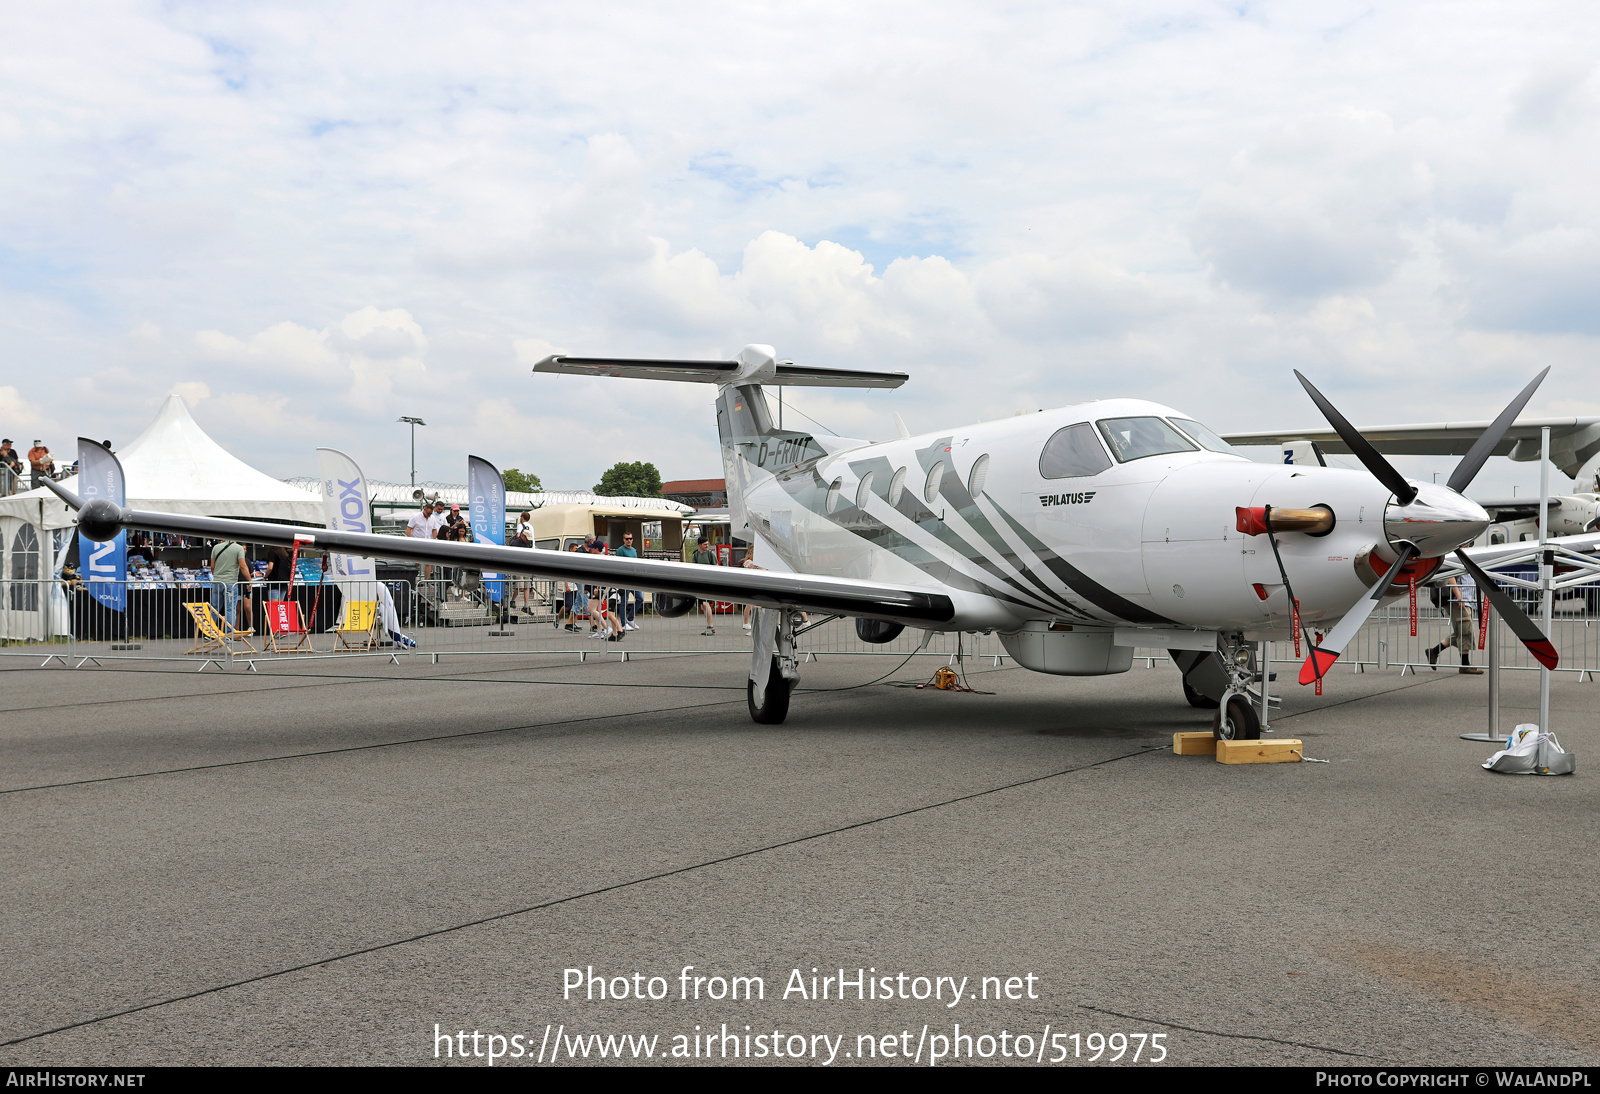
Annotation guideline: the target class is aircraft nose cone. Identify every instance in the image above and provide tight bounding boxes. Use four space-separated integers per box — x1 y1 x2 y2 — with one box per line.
1384 482 1490 557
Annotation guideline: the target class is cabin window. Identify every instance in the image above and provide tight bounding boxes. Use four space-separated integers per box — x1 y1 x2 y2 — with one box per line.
1039 423 1112 479
855 471 875 509
924 461 945 504
967 454 990 498
1096 416 1198 463
1169 417 1236 454
825 478 844 513
887 467 907 506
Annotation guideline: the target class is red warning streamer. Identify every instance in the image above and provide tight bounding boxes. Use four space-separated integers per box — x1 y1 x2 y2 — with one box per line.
1291 598 1302 657
1478 598 1491 651
1408 572 1418 637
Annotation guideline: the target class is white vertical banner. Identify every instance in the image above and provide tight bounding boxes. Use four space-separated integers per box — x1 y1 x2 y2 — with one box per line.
315 447 376 582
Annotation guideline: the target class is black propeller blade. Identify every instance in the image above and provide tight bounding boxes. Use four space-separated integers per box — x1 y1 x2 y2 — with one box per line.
1294 371 1417 506
1453 549 1558 670
1445 367 1550 494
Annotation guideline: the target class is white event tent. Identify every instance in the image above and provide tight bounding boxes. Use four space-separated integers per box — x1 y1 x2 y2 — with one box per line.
0 395 321 640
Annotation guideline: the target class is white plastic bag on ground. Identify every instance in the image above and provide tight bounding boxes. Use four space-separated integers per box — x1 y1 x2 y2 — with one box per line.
1484 723 1576 775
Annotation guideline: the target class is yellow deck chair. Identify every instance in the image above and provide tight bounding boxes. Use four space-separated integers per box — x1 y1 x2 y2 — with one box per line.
336 599 380 651
184 601 258 656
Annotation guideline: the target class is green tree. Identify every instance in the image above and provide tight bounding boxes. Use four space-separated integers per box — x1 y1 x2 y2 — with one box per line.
594 461 662 497
502 468 542 493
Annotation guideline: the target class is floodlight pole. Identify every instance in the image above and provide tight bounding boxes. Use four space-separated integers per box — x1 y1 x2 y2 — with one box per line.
1538 425 1552 734
398 416 426 488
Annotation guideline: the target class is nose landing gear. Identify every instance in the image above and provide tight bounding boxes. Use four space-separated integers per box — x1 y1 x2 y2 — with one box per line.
1213 632 1263 741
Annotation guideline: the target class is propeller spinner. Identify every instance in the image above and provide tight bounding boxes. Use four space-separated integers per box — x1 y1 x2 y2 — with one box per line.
1289 369 1555 684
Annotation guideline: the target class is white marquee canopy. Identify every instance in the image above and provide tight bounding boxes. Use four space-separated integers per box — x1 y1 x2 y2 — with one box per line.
0 394 322 532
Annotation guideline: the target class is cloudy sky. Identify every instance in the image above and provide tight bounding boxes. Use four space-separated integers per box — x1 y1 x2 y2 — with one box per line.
3 1 1598 494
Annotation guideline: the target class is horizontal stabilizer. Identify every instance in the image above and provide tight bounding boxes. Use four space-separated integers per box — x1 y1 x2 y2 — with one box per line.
535 348 907 389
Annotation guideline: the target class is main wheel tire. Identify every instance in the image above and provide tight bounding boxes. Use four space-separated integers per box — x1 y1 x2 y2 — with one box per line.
1182 679 1220 709
747 660 792 724
1212 695 1261 741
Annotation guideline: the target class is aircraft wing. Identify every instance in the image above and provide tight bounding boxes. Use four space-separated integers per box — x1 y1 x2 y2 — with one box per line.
1471 497 1558 522
1458 531 1600 567
1220 416 1600 477
50 489 954 626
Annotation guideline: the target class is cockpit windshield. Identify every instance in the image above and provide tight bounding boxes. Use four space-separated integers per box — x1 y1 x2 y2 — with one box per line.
1095 417 1198 463
1169 417 1236 454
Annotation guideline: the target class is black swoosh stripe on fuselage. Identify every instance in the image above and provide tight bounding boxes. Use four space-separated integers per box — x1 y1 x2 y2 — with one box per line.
984 496 1175 626
844 455 1083 615
920 456 1107 621
770 467 1056 614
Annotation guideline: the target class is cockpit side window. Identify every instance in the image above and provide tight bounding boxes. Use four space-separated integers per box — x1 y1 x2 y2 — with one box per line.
1039 423 1113 479
1170 417 1236 454
1096 416 1198 463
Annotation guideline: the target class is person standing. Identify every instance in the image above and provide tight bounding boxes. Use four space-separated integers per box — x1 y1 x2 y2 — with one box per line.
693 535 718 635
561 543 587 632
406 501 435 540
27 440 53 490
208 538 251 631
0 440 21 495
1427 573 1484 674
615 531 644 630
265 545 294 600
740 553 763 633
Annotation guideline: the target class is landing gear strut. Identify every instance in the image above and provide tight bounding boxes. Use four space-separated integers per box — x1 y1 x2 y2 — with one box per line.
748 607 801 724
1213 632 1262 741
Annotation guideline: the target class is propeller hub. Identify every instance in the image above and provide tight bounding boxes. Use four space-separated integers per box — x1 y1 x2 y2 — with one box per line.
1383 482 1489 558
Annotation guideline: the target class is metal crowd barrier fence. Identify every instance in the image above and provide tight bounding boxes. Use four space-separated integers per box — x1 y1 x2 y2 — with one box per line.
6 577 1597 679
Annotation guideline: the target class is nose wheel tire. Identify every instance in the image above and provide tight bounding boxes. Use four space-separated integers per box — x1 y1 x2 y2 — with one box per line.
1182 679 1220 709
1212 695 1261 741
747 660 792 724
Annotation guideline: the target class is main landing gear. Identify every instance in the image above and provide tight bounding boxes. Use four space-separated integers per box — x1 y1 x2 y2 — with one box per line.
747 607 801 724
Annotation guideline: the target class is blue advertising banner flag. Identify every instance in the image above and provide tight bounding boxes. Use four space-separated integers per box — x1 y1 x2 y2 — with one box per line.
77 437 126 612
467 454 505 603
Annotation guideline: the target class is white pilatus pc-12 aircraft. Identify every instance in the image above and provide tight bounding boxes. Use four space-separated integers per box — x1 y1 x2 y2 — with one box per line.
51 347 1562 736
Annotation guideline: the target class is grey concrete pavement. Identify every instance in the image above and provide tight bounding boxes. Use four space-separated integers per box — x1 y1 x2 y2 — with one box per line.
1 651 1594 1066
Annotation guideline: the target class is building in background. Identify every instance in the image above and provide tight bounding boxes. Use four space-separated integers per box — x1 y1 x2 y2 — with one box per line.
660 478 726 511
